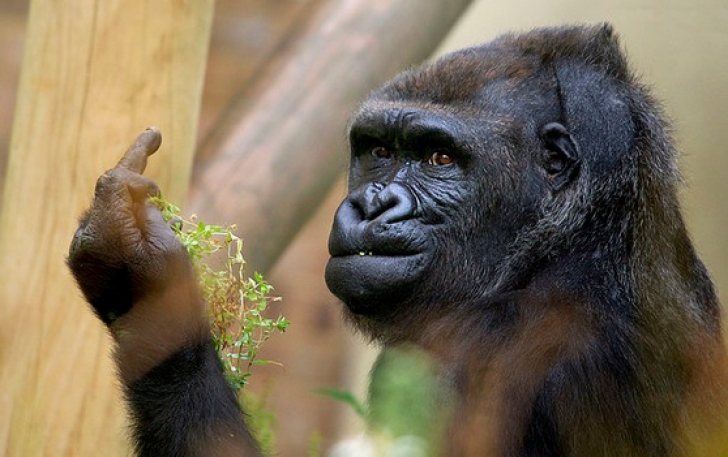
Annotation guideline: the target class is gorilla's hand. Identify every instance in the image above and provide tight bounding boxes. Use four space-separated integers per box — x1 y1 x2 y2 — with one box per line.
68 128 193 328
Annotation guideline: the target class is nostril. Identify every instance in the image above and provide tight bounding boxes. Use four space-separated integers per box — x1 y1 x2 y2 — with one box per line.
370 193 395 221
361 182 385 220
368 182 417 224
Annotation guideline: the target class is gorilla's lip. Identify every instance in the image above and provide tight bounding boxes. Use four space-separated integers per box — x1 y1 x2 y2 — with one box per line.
330 251 423 258
328 216 432 259
328 239 428 258
325 252 430 314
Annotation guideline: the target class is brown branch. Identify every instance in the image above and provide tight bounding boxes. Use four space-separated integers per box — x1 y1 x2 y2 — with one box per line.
188 0 475 273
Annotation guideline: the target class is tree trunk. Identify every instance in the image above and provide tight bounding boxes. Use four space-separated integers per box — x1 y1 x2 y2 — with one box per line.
0 1 213 455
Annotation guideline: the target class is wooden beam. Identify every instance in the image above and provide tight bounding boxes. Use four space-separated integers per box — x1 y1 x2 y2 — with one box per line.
188 0 475 273
0 1 213 455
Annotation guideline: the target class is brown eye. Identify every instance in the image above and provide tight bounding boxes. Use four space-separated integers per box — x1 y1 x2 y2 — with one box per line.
429 151 454 166
371 146 392 159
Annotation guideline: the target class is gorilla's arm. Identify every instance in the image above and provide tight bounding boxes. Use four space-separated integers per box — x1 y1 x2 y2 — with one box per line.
67 128 260 457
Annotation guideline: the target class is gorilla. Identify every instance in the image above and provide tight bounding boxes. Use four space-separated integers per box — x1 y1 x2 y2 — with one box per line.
68 24 728 456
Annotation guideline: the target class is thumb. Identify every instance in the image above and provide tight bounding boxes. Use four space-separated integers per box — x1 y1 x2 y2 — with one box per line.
140 200 179 248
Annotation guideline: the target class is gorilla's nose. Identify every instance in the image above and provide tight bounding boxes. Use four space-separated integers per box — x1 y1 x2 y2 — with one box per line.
357 182 417 224
327 181 422 257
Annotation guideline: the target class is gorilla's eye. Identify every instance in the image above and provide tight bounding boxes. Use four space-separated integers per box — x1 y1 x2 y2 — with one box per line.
428 151 454 166
371 146 392 159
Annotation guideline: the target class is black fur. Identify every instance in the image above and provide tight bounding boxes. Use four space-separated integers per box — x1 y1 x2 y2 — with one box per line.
326 24 728 455
125 340 258 457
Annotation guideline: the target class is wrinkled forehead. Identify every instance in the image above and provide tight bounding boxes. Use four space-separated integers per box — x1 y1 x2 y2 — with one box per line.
348 99 479 146
350 49 558 142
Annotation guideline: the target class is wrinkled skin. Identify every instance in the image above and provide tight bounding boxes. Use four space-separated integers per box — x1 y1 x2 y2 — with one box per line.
70 129 183 324
325 103 576 319
68 128 206 381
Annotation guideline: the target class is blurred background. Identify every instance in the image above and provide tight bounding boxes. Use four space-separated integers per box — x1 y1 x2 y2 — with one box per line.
0 0 726 455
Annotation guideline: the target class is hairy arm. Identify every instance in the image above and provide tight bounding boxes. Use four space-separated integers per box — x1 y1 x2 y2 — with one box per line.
67 128 260 457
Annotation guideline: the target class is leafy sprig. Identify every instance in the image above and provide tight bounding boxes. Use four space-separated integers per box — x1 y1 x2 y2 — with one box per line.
150 196 289 391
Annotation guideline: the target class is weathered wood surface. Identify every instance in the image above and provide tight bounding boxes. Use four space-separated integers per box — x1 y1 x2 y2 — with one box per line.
188 0 476 273
0 1 213 455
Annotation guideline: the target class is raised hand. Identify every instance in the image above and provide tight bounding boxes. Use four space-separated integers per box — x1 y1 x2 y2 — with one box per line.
68 128 185 323
67 129 259 456
68 128 207 382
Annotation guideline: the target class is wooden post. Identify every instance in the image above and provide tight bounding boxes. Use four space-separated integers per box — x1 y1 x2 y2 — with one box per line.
0 1 213 455
189 0 475 273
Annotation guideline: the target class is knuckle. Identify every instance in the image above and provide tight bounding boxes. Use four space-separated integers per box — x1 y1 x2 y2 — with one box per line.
69 227 86 255
127 175 160 199
103 167 126 181
148 181 160 196
94 173 111 193
94 168 126 194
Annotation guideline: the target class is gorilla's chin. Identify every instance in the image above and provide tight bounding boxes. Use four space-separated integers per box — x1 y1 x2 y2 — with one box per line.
325 253 429 315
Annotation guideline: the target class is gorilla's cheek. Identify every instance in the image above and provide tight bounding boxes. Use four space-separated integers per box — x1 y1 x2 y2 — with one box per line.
325 252 431 315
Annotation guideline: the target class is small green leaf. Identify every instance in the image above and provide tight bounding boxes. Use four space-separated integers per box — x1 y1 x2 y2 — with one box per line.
315 388 368 419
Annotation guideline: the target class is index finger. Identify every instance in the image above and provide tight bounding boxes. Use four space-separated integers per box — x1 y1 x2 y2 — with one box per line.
116 127 162 174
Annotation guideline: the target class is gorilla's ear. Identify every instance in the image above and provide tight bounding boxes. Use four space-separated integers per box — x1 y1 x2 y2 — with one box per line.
539 122 580 192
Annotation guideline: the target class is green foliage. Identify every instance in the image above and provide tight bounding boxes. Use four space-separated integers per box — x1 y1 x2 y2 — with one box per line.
323 346 449 457
316 388 367 420
240 390 278 455
307 430 323 457
150 195 289 391
367 347 445 443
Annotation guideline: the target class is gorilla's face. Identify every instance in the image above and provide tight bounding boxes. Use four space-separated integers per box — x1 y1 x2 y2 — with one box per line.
325 47 581 318
326 105 476 316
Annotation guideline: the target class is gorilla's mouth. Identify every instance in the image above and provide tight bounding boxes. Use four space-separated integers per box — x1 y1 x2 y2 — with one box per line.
325 250 430 315
327 230 428 259
325 184 433 314
328 247 424 258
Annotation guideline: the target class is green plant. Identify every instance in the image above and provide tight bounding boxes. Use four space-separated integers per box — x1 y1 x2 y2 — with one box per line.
240 390 278 455
316 388 367 420
322 346 449 457
150 195 289 391
307 430 323 457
